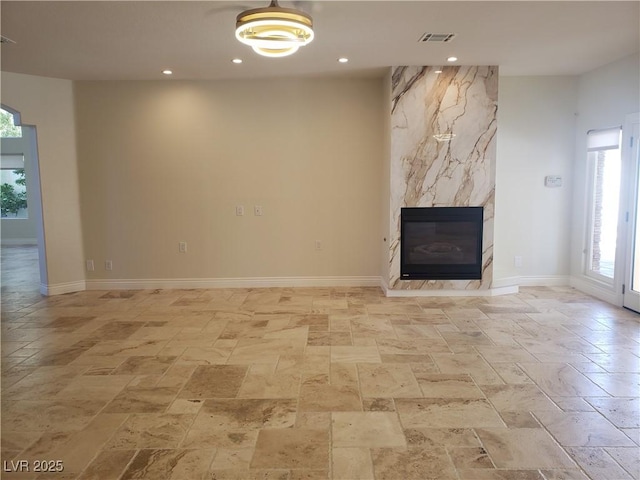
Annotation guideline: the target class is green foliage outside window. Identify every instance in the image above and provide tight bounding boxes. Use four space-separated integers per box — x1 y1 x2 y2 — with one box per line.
0 109 22 137
1 169 27 217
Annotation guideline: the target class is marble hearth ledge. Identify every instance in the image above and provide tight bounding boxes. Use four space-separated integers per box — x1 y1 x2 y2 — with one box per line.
381 281 518 297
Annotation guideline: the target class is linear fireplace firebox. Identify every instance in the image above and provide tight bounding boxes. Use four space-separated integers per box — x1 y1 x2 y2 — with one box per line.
400 207 484 280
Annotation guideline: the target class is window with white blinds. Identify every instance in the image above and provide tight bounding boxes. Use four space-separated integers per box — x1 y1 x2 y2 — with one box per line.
585 127 622 282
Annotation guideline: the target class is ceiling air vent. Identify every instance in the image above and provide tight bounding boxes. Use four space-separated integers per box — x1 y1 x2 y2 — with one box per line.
0 35 16 45
418 33 456 43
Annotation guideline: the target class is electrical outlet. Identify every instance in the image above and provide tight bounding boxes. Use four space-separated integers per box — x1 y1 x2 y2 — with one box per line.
86 260 94 272
105 260 113 271
315 240 322 251
179 242 187 253
236 205 244 216
514 256 523 268
254 205 263 216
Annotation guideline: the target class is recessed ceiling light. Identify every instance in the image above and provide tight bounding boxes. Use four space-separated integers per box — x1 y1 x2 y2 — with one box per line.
338 57 349 63
162 69 173 75
447 56 458 62
434 69 443 73
232 58 243 64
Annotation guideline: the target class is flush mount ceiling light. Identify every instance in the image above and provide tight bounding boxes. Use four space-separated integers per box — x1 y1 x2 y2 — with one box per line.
235 0 314 58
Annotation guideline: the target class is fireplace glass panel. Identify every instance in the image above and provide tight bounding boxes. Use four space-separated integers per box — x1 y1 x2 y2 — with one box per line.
404 222 479 265
401 207 483 280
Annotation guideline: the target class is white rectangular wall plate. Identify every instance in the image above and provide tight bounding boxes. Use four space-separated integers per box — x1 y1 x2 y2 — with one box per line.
544 175 562 188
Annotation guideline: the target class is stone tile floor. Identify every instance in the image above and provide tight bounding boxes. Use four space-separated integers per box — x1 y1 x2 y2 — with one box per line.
1 246 639 479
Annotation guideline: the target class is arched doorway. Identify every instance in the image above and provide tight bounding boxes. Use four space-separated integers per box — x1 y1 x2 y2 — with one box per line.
0 105 47 294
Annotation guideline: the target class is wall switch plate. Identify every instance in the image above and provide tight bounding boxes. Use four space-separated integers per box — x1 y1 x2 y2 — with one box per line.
544 175 562 188
86 260 94 272
236 205 244 216
105 260 113 271
254 205 263 216
179 242 187 253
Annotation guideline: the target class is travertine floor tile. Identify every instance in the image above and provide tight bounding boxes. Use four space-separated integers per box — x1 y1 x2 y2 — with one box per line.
44 414 128 474
210 448 253 470
54 374 134 401
332 447 374 480
1 261 638 480
586 397 640 428
298 384 361 411
432 353 504 384
371 446 457 480
396 398 505 428
332 412 406 447
457 469 545 479
584 352 640 372
330 346 380 363
112 355 177 375
604 446 640 479
448 446 495 469
417 373 485 398
583 372 640 396
404 427 481 447
189 398 297 431
237 363 301 398
476 428 577 469
566 446 635 480
77 449 137 480
519 363 610 397
357 363 422 398
536 410 636 447
120 448 215 480
105 386 180 413
2 399 106 431
251 429 329 469
178 365 247 399
105 413 195 449
480 383 560 412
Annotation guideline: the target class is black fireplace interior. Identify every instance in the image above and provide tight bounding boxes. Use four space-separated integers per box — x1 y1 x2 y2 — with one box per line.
401 207 483 280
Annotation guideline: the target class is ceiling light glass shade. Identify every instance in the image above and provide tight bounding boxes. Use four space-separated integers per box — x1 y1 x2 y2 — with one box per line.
236 0 314 57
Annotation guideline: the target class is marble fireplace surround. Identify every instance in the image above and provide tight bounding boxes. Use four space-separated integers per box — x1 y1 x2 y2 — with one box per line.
386 65 505 296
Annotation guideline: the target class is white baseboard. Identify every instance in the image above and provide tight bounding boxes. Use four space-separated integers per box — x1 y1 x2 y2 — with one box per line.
85 276 382 291
569 275 622 306
40 274 573 300
40 280 86 296
1 238 37 246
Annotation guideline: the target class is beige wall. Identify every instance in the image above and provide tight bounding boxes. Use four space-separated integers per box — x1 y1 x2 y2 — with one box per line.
494 76 578 285
75 78 384 281
380 69 392 285
1 72 84 291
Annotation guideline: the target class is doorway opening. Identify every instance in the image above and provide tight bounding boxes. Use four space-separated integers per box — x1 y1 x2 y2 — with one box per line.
0 105 47 294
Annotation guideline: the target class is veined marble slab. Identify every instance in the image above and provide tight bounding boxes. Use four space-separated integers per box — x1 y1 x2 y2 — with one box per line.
388 65 498 290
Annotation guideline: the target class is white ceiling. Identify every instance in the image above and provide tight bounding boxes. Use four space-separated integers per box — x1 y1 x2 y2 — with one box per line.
1 1 639 80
